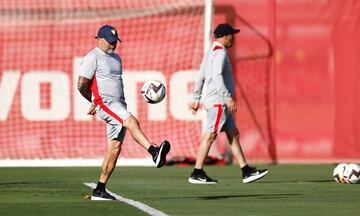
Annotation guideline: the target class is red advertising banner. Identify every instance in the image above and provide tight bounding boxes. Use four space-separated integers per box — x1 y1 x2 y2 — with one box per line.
1 0 359 163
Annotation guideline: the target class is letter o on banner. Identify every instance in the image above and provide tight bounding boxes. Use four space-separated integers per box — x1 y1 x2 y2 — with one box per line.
21 71 70 121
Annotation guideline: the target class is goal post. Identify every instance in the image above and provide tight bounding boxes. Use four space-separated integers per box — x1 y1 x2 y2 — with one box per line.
0 0 213 166
204 0 214 54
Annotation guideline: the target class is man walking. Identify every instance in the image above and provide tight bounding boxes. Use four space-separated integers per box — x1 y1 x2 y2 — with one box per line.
188 23 268 184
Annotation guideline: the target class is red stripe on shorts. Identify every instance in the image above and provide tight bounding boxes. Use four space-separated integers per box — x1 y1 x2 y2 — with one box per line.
91 76 123 124
213 104 223 133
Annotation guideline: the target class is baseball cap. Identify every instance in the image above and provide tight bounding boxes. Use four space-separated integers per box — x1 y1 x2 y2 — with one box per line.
213 23 240 38
95 25 121 43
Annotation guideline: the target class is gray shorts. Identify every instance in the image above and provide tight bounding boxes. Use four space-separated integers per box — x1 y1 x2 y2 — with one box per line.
205 104 236 133
95 100 132 142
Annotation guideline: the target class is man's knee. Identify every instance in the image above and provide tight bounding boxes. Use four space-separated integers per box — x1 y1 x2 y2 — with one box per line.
123 115 139 129
108 140 121 153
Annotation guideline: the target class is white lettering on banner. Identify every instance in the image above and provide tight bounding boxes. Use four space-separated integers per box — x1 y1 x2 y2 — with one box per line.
21 71 70 121
123 71 166 121
0 71 21 121
0 59 203 122
170 70 204 120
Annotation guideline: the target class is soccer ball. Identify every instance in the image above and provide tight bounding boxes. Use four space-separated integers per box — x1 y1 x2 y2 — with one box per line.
141 80 166 104
343 163 360 184
333 163 347 183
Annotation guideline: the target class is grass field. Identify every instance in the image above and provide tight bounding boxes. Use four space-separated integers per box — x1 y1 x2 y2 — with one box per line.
0 164 359 216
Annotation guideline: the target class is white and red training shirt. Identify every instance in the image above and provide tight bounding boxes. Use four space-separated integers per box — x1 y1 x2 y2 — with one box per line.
79 47 126 106
193 41 234 108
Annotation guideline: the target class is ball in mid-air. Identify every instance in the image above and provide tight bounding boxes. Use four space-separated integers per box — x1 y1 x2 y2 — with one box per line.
141 80 166 104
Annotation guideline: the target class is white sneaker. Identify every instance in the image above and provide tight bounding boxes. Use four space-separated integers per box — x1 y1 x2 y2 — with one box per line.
242 168 269 183
188 171 218 184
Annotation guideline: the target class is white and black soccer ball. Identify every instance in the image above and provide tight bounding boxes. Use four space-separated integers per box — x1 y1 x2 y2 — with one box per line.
141 80 166 104
333 163 347 183
343 163 360 184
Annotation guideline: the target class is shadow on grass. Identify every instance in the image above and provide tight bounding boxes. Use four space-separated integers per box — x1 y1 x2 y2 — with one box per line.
197 193 302 200
158 193 302 200
0 181 40 186
0 181 65 187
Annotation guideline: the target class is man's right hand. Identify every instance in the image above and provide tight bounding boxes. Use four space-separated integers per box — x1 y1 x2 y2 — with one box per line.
87 104 96 115
226 99 237 113
190 102 200 115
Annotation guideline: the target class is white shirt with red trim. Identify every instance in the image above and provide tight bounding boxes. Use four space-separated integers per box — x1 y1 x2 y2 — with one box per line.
79 47 126 106
193 41 234 107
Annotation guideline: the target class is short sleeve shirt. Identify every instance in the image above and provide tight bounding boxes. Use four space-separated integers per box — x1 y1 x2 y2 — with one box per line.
79 47 126 105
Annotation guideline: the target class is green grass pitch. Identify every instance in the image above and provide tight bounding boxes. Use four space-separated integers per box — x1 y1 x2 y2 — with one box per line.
0 164 359 216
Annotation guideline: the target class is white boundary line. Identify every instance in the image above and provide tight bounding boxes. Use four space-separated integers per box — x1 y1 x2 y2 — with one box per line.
84 183 168 216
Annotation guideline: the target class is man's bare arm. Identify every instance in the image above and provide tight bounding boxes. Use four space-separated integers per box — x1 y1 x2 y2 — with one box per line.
77 76 93 103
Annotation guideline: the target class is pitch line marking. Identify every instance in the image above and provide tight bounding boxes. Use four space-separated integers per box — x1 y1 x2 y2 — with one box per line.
84 183 168 216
